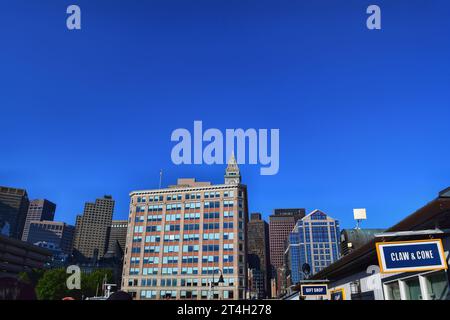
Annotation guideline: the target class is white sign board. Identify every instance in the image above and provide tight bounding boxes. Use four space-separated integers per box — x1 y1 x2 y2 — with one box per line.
353 208 367 220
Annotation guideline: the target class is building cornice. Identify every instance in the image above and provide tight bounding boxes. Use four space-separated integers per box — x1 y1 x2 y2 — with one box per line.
129 183 247 197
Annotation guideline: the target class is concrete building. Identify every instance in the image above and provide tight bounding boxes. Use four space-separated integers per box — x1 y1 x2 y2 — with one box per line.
268 208 305 297
107 220 128 254
0 186 30 240
247 213 270 298
285 210 340 286
21 199 56 242
73 195 115 262
122 155 248 300
0 234 52 275
298 187 450 300
27 220 75 255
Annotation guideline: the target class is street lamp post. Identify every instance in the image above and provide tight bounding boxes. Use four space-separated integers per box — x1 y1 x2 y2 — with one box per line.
209 268 225 300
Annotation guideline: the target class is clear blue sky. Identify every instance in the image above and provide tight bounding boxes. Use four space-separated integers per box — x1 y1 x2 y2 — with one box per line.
1 0 449 229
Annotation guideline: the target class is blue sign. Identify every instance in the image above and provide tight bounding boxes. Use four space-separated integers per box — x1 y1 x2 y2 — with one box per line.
301 284 328 296
376 239 448 273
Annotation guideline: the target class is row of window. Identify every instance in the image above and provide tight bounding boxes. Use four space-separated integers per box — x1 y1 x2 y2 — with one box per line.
136 201 238 213
137 211 237 223
131 241 239 254
139 290 236 300
138 277 236 288
131 254 236 265
137 195 163 203
132 266 240 276
136 191 237 204
139 212 238 221
137 233 230 249
136 223 240 234
135 232 235 242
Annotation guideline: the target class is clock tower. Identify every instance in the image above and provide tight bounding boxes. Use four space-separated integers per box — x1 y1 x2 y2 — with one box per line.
224 153 241 185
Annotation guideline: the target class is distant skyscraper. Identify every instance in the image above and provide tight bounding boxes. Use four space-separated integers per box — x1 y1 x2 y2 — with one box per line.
73 195 115 261
27 220 75 255
22 199 56 242
122 156 248 300
285 210 340 285
107 219 128 254
247 213 270 299
268 208 305 297
0 186 30 239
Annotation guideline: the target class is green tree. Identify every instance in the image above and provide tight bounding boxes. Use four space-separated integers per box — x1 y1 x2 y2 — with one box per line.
35 268 72 300
81 269 114 297
34 267 114 300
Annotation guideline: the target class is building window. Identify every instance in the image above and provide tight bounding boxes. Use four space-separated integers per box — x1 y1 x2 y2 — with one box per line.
425 271 449 300
404 277 421 300
223 290 234 299
385 281 401 300
160 290 176 299
141 290 157 299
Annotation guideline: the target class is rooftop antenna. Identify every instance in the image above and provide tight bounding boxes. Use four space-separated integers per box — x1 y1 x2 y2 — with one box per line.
159 169 163 189
353 208 367 230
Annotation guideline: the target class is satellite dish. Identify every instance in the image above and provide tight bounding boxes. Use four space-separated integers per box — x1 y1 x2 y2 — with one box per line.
353 208 367 229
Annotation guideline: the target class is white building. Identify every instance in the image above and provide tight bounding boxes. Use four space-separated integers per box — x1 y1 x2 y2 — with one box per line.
307 187 450 300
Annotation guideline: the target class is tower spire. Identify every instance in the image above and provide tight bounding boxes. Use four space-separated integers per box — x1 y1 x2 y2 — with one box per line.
224 152 241 185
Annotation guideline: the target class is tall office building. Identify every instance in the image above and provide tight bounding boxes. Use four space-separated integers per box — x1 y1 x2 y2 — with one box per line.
285 209 340 285
122 156 249 300
107 220 128 254
268 208 305 297
73 195 115 261
21 199 56 242
247 213 270 299
0 186 30 239
28 221 75 255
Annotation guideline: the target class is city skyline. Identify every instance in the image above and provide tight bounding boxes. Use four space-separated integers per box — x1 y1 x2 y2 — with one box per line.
2 165 448 231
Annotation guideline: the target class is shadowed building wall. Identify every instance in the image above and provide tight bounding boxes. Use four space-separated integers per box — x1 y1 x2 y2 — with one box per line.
73 196 115 262
28 220 75 255
0 186 30 240
247 212 270 298
21 199 56 242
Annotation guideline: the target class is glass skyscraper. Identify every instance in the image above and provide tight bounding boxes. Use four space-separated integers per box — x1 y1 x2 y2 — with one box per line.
286 210 340 285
